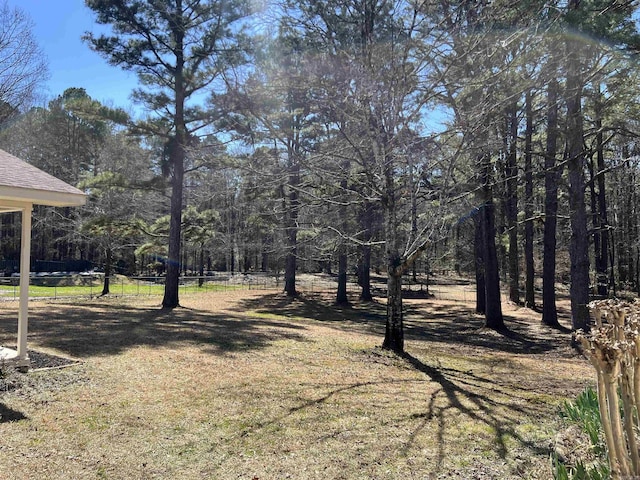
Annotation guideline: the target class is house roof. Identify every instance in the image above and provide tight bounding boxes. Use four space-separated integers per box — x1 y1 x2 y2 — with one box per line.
0 149 86 212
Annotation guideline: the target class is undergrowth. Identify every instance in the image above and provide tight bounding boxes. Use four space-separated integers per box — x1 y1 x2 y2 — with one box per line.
0 363 21 392
554 387 610 480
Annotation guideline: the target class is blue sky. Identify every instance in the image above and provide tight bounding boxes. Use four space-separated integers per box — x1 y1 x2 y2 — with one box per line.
13 0 139 111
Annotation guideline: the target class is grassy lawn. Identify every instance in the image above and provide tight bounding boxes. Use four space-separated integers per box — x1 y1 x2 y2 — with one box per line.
0 288 593 479
0 280 237 299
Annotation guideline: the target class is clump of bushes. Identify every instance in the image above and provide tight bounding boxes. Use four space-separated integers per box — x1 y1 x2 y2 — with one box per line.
564 299 640 479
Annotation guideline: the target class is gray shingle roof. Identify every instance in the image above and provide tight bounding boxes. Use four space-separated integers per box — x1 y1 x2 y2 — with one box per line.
0 149 86 208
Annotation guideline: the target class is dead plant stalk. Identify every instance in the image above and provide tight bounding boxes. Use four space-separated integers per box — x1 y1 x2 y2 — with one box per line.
580 300 640 479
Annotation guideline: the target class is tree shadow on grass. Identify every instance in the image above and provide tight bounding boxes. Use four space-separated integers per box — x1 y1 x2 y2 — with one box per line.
399 351 555 474
0 301 308 359
222 349 556 476
403 302 573 355
0 403 27 423
238 292 576 357
236 292 387 333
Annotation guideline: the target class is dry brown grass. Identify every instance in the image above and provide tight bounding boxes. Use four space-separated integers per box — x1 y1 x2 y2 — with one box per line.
0 287 592 479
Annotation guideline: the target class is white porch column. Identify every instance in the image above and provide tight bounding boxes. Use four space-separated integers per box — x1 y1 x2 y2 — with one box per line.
16 203 32 368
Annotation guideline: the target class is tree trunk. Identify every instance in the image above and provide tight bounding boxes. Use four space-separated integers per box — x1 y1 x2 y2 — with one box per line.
566 49 591 332
617 164 632 287
337 161 349 305
630 169 638 291
359 245 372 301
101 246 111 296
337 248 348 304
542 79 561 328
410 154 418 282
284 155 300 297
482 201 504 329
383 270 403 353
474 217 486 315
261 241 268 272
284 233 297 296
636 245 640 297
359 202 374 301
161 13 186 310
506 102 520 304
198 247 204 287
243 245 251 273
524 90 535 308
609 224 617 297
594 87 609 296
382 164 403 352
162 138 184 309
480 153 504 330
497 193 508 283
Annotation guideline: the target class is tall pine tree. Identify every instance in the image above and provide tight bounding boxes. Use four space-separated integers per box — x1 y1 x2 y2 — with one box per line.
84 0 250 308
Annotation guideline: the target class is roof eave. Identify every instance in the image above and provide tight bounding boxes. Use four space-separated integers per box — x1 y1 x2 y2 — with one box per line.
0 186 87 209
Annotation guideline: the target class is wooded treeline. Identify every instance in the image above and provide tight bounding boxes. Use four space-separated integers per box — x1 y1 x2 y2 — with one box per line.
1 0 640 352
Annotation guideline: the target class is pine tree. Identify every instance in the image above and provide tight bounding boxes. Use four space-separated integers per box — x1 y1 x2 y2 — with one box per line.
84 0 250 308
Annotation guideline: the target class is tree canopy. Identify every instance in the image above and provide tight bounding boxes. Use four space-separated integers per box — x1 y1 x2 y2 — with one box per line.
2 0 640 354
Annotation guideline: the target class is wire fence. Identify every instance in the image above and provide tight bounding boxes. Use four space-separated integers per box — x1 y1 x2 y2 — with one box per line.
0 272 487 302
